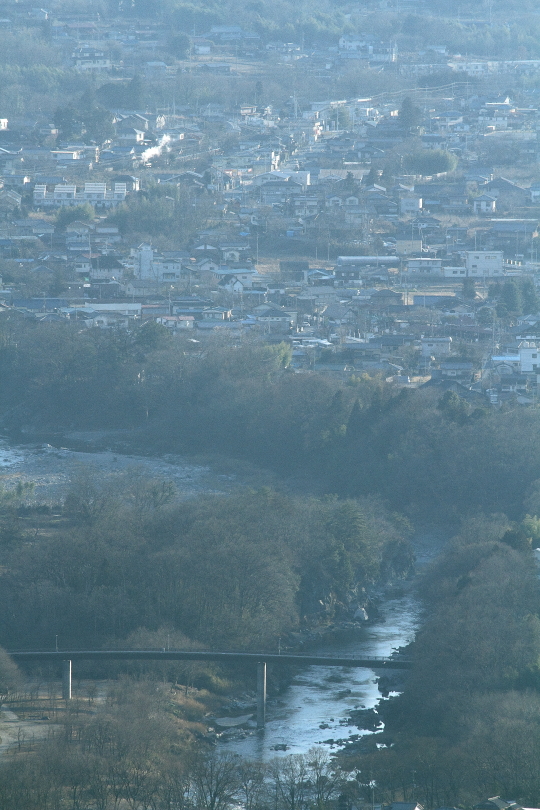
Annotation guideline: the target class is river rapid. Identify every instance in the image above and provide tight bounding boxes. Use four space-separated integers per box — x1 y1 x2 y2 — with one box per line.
219 592 421 759
0 435 431 762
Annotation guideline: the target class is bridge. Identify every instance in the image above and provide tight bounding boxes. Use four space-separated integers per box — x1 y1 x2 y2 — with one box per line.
8 650 412 728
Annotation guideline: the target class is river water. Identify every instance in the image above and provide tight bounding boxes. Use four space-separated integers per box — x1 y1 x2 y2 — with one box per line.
220 592 421 760
0 435 424 762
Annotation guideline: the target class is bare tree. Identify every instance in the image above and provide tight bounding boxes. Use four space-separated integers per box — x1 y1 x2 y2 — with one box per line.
190 753 241 810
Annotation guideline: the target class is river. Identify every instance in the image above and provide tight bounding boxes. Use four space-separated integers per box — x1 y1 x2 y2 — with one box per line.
219 591 421 759
0 434 425 762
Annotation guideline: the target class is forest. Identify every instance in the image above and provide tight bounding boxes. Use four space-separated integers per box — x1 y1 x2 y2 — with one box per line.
3 319 540 520
3 504 540 807
0 481 413 651
0 686 364 810
4 322 540 806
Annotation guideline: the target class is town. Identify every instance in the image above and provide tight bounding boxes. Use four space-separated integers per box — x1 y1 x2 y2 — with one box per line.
1 0 540 407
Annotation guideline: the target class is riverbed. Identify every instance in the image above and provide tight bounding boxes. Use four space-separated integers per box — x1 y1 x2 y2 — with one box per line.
0 435 276 504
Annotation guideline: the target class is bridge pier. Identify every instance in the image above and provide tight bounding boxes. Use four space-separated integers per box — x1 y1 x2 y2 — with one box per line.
256 661 266 728
62 659 72 701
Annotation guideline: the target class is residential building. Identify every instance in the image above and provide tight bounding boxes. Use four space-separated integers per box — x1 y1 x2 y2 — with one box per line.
465 251 504 277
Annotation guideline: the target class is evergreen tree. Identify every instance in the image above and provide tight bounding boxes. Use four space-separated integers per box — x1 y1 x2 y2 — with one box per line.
53 103 81 140
83 105 114 142
399 96 422 130
167 33 190 58
346 399 364 441
363 166 380 186
501 280 522 314
437 390 469 424
462 278 476 300
126 75 145 109
520 278 539 314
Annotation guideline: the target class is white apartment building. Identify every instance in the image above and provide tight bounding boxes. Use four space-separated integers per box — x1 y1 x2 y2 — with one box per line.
72 49 112 72
133 244 185 283
465 251 504 277
421 336 453 358
519 341 540 373
33 182 127 209
406 258 443 275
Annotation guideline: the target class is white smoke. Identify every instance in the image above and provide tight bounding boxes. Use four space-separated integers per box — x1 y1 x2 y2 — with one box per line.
141 134 171 163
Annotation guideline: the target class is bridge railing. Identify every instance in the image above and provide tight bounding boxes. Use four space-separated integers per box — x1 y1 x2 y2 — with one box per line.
6 650 412 727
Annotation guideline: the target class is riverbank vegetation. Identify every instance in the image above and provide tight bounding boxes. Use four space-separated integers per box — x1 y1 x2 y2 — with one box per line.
3 322 540 520
0 673 359 810
0 478 413 652
342 515 540 807
6 323 540 804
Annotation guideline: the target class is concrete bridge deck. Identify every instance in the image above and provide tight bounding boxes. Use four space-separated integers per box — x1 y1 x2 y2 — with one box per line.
7 650 412 728
8 650 412 668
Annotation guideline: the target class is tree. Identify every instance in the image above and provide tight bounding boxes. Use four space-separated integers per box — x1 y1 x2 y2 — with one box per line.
363 166 381 186
0 480 35 548
477 306 494 325
269 754 310 810
98 75 145 109
336 106 350 129
126 74 145 109
191 754 240 810
437 390 469 424
403 149 458 176
500 280 522 315
133 320 172 351
341 171 358 192
54 103 81 140
0 647 20 699
520 278 539 314
167 33 190 58
56 204 94 228
399 96 422 130
462 278 476 300
63 465 116 525
83 104 114 142
501 525 532 551
306 747 344 810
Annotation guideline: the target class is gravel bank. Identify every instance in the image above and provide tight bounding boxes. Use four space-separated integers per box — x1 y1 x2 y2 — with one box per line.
0 434 276 505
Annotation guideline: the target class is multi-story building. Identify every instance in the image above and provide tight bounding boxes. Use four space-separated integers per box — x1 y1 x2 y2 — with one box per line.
465 251 504 277
33 182 127 208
